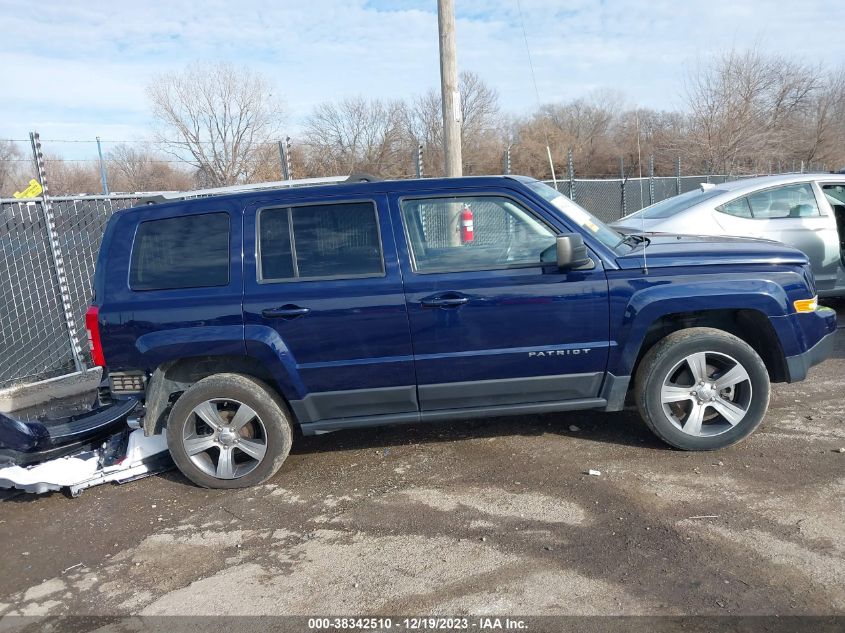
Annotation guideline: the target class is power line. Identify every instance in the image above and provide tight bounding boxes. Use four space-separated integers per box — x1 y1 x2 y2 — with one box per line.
515 0 556 187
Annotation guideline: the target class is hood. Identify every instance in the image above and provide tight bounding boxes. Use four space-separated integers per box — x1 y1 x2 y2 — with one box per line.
614 233 809 270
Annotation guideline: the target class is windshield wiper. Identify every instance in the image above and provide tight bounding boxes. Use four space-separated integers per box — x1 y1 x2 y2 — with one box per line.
616 233 650 248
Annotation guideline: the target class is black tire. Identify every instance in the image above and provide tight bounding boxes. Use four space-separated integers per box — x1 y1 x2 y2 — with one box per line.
634 327 770 450
165 373 293 489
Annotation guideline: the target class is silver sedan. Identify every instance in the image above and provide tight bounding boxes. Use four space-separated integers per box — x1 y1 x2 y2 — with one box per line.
613 174 845 297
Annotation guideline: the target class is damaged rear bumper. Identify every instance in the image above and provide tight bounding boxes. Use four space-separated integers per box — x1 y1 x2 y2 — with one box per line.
0 398 139 467
0 398 172 496
0 427 170 496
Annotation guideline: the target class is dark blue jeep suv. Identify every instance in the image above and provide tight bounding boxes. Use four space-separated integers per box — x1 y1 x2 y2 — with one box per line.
84 175 836 488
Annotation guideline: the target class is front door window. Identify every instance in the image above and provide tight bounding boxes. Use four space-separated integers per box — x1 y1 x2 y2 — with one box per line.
400 196 556 273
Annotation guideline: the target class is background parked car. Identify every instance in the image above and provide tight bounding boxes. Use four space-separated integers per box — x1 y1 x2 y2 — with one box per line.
613 174 845 297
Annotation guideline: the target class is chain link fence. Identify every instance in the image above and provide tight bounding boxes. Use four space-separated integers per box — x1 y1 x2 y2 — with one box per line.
0 196 140 388
546 173 757 223
0 171 754 389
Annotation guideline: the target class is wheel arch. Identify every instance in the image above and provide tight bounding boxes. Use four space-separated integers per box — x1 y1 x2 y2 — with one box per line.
629 309 790 388
142 355 292 436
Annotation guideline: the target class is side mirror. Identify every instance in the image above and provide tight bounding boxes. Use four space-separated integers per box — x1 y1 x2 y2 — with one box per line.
556 234 591 269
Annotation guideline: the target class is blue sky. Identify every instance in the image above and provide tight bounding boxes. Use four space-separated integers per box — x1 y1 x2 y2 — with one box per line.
1 0 843 159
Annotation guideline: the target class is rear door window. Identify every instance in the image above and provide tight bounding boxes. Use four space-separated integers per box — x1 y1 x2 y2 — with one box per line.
129 212 230 291
258 201 384 281
744 183 821 219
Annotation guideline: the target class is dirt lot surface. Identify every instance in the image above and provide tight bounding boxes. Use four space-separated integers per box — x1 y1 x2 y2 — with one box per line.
1 305 843 619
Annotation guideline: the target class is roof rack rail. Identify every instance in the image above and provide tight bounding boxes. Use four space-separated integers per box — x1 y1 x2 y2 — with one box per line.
138 174 381 205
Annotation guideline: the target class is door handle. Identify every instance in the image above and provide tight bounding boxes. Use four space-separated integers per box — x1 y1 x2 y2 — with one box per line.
420 294 470 308
261 305 311 319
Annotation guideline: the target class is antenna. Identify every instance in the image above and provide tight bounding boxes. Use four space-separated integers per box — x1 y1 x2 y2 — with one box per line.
636 110 648 274
516 0 557 189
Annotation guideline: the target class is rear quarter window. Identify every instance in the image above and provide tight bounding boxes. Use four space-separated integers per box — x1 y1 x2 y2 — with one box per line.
129 212 230 291
717 197 753 218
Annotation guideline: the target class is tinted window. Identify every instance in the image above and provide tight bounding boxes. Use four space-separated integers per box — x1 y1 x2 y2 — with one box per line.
746 183 820 219
822 184 845 205
130 212 229 291
259 201 383 281
258 210 294 280
400 196 556 273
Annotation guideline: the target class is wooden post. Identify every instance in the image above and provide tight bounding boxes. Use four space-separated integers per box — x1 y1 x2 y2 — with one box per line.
438 0 462 178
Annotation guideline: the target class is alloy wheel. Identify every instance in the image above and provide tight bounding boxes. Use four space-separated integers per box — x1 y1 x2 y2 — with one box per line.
660 351 752 437
181 398 268 479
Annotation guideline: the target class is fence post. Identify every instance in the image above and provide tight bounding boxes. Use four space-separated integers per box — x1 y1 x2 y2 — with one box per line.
648 155 655 206
503 145 511 175
567 148 575 202
619 156 626 217
30 131 85 374
416 144 424 178
675 156 681 195
96 136 109 195
279 137 293 181
278 140 289 180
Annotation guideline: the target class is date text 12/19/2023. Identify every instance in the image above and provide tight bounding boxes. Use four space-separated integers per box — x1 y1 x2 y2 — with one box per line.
307 617 529 630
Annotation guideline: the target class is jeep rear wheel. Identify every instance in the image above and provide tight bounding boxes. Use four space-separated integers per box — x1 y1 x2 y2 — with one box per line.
635 327 770 450
166 373 293 488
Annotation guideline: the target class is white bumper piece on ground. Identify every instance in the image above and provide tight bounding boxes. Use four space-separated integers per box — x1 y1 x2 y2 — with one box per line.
0 429 171 496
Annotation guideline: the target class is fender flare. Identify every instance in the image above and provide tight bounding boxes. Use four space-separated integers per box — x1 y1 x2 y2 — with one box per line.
610 278 796 378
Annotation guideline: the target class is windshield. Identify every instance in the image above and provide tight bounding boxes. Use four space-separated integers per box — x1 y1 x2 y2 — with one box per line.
525 180 626 252
622 188 726 220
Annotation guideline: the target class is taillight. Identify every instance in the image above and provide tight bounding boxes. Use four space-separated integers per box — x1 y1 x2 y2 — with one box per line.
85 306 106 367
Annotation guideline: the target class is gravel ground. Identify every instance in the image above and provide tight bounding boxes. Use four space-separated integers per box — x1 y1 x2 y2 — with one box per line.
1 305 843 618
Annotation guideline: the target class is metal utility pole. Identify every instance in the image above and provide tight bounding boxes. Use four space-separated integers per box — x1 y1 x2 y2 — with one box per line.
437 0 462 177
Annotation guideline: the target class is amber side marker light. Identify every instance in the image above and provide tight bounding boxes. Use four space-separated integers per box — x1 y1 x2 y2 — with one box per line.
793 297 818 313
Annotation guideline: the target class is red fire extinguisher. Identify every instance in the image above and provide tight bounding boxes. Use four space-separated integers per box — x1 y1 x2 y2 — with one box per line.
460 204 474 244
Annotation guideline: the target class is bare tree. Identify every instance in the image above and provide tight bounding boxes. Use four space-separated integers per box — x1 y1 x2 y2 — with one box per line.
0 140 24 196
147 62 284 187
614 108 688 176
302 97 407 177
405 71 504 176
792 67 845 169
245 142 286 183
683 49 822 173
107 143 194 192
42 157 101 195
511 90 627 178
458 71 505 174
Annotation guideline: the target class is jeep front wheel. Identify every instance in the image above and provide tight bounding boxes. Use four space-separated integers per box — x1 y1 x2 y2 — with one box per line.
634 327 771 450
166 373 293 488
